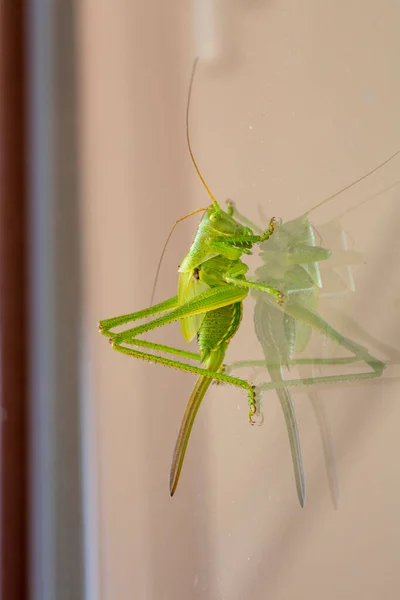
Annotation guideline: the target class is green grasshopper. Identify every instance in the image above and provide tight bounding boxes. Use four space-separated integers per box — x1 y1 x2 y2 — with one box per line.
99 191 284 497
99 59 397 503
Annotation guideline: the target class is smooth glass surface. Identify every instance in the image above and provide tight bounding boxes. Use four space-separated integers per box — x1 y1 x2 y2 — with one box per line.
78 2 400 598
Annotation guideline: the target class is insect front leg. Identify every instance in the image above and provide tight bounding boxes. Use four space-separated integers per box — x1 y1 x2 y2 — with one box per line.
224 274 284 305
211 216 279 249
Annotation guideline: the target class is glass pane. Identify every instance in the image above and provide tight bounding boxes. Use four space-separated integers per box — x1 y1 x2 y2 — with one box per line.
79 2 400 598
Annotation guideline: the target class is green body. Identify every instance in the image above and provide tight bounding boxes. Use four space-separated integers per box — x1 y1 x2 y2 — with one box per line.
99 197 386 504
99 199 385 505
98 59 395 505
99 200 281 496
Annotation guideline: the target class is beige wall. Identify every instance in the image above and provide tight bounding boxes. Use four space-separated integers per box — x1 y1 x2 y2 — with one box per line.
78 1 400 598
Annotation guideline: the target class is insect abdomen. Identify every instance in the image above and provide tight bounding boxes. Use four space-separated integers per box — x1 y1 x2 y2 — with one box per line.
198 302 243 362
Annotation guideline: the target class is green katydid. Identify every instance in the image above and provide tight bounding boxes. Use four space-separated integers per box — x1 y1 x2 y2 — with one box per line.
99 58 398 504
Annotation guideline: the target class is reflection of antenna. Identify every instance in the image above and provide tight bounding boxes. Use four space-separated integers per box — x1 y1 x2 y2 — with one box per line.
306 148 400 216
334 178 400 220
313 178 400 245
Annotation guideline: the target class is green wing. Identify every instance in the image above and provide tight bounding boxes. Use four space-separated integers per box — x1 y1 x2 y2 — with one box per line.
178 270 210 342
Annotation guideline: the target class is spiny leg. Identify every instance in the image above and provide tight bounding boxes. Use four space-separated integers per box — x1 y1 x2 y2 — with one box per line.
111 343 258 422
102 285 262 421
99 295 179 335
109 285 248 346
224 275 284 305
112 335 259 496
127 338 201 362
103 286 259 420
213 216 278 246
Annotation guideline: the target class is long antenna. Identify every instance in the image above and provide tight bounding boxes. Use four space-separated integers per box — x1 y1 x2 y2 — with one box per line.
186 58 218 204
306 147 400 216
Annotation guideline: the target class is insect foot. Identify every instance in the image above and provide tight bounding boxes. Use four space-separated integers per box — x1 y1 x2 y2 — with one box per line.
269 217 277 231
259 216 281 242
248 387 264 426
277 291 285 306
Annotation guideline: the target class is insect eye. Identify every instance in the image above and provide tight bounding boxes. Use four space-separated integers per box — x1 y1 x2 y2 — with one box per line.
209 213 217 222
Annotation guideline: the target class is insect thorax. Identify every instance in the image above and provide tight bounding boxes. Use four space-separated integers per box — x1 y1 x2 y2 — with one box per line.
197 255 248 287
179 202 254 273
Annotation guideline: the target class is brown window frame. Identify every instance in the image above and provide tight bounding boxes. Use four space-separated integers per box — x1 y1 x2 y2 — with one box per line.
0 3 30 600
